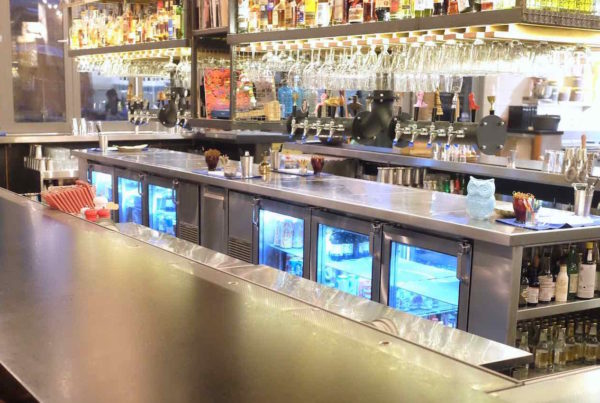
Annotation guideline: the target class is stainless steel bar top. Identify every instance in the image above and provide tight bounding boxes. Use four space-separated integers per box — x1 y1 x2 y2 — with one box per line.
284 142 571 188
0 132 197 144
0 188 515 402
73 149 600 247
114 222 532 370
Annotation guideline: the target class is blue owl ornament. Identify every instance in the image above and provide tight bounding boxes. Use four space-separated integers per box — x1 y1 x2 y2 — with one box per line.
466 176 496 220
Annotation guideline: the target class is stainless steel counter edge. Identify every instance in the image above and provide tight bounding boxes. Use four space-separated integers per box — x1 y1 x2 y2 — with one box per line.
0 132 198 144
72 150 600 247
284 142 572 188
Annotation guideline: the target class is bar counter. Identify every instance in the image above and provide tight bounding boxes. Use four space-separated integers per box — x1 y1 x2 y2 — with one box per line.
0 188 518 402
73 148 600 247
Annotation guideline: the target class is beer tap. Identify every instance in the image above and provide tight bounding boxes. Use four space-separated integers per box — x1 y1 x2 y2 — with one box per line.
313 120 324 139
427 123 439 147
446 125 457 149
392 121 402 146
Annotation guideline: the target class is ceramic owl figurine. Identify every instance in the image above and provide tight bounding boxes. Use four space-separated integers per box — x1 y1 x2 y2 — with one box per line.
466 177 495 220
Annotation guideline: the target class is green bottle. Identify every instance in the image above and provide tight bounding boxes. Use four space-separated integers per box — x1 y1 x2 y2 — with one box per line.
567 245 579 300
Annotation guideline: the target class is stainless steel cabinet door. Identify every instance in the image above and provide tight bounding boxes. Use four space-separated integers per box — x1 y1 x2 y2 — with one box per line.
201 186 227 254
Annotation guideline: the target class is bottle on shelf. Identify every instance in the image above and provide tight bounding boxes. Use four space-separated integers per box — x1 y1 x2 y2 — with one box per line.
527 261 540 307
539 249 554 304
553 327 567 370
574 320 585 363
332 0 348 24
260 0 269 30
304 0 317 26
348 0 365 22
316 0 332 26
400 0 414 17
584 321 599 364
555 264 569 302
534 327 551 371
577 242 596 299
480 0 493 10
297 0 306 26
364 0 376 21
375 0 392 21
567 244 579 300
285 0 298 27
433 0 443 14
595 242 600 295
273 0 286 29
513 331 530 380
519 261 529 308
565 320 576 364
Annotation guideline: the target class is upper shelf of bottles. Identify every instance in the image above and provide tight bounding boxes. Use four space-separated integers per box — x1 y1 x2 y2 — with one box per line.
228 8 600 46
68 38 190 57
61 0 159 8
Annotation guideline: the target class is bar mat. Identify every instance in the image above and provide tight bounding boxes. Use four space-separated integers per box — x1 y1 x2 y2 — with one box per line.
193 169 260 179
496 217 600 231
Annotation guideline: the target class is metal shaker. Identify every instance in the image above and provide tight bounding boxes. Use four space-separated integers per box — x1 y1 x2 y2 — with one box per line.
240 151 253 178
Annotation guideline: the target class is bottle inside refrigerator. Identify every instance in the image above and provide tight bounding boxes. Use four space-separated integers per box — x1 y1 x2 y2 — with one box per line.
91 171 113 202
259 210 304 277
118 177 142 224
148 184 177 236
389 242 459 327
316 224 372 299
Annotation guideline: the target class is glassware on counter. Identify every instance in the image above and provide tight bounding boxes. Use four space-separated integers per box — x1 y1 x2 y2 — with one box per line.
512 192 535 223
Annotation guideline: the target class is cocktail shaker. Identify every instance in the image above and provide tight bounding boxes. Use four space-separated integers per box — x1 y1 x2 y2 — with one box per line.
240 151 253 178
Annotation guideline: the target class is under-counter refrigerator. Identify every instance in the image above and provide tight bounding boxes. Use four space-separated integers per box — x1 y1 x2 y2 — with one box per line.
252 199 311 278
146 175 200 243
87 164 115 202
310 211 382 301
115 168 146 225
380 225 472 330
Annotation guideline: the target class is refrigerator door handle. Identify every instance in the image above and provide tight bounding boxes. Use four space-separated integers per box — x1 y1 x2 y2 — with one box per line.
137 174 146 196
171 179 180 205
369 222 381 256
251 197 261 227
456 241 472 285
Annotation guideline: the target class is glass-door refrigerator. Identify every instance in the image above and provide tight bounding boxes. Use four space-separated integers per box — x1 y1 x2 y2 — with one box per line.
146 175 178 237
310 211 381 301
252 199 310 278
87 164 114 202
380 225 472 330
115 168 146 225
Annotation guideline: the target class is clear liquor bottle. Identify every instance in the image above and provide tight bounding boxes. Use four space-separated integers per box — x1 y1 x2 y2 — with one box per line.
534 328 551 371
513 331 530 380
553 327 567 371
565 320 577 363
584 321 599 364
575 321 585 363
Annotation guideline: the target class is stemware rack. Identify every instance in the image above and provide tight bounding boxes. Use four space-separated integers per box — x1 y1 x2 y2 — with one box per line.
63 0 600 131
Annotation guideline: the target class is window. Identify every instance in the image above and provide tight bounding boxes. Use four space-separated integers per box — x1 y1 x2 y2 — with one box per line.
10 0 66 122
80 72 129 121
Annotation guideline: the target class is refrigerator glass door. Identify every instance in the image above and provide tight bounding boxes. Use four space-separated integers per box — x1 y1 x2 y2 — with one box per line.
91 171 113 202
118 177 142 224
258 209 304 277
148 184 177 236
389 242 459 327
316 224 372 299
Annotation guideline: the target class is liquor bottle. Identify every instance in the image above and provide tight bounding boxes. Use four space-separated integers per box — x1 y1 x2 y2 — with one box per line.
267 0 275 28
518 262 529 308
390 0 401 19
565 321 576 363
332 0 348 23
433 0 443 14
457 0 471 11
273 0 286 28
414 0 426 16
260 0 269 30
447 0 459 13
567 245 579 300
423 0 434 15
285 0 298 27
584 321 599 364
297 0 306 26
348 0 365 22
316 0 331 26
534 328 550 371
553 327 567 370
304 0 317 26
527 261 540 307
595 242 600 295
175 0 184 38
555 264 569 302
375 0 391 21
574 321 585 363
577 242 596 299
400 0 413 17
364 0 375 21
539 251 554 304
239 0 250 32
513 331 530 380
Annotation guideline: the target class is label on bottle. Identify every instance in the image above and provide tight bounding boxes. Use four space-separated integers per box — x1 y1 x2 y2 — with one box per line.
390 0 400 13
526 286 539 304
555 274 568 302
273 6 280 26
577 263 596 299
457 0 470 11
519 284 528 305
569 273 579 294
348 2 363 22
316 2 331 26
376 0 391 7
539 277 553 302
